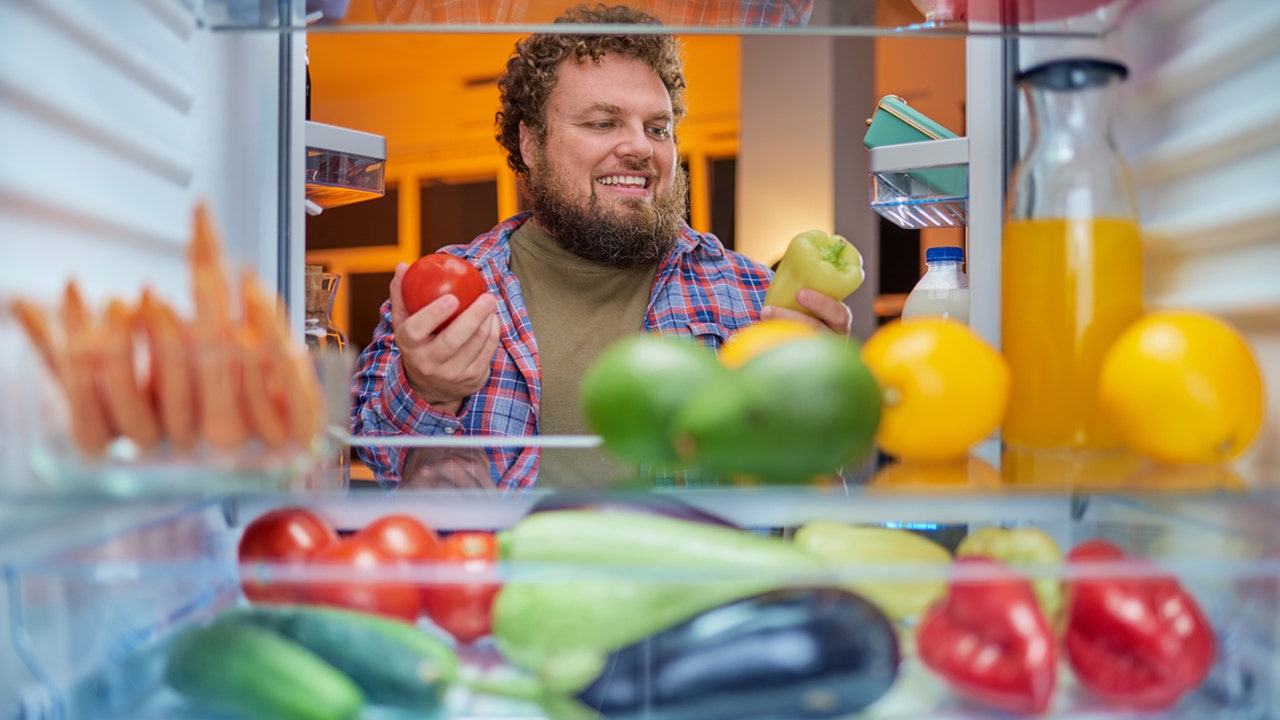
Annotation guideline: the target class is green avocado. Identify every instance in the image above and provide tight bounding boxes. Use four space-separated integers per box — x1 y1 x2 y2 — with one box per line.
671 334 882 483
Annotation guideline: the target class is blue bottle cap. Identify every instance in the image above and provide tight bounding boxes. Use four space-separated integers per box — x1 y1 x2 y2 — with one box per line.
925 246 964 263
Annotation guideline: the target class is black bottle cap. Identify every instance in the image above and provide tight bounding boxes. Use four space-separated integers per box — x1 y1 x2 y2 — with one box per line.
1016 58 1129 90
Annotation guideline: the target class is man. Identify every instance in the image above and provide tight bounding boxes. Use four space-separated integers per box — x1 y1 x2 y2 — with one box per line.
351 4 852 490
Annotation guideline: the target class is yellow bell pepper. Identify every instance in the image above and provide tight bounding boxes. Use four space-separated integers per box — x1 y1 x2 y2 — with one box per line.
764 230 865 316
792 520 951 622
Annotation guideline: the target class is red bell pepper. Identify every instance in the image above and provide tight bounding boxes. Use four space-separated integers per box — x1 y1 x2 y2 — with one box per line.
1064 539 1216 709
421 531 501 645
917 556 1056 714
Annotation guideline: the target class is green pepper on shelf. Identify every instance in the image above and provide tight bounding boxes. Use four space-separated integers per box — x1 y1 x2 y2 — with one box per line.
763 230 865 316
955 526 1064 619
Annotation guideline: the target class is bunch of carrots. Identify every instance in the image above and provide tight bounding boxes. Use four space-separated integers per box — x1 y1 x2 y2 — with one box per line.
10 203 323 458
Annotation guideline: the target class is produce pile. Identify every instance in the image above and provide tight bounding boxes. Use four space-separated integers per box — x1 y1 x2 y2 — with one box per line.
580 305 1265 485
168 498 1220 719
9 203 324 460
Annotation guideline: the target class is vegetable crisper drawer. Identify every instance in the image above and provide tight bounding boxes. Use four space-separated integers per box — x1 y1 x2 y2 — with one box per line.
5 490 1279 720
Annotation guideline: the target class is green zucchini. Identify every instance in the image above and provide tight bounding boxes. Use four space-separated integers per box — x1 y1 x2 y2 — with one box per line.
165 620 364 720
224 604 458 708
493 510 829 694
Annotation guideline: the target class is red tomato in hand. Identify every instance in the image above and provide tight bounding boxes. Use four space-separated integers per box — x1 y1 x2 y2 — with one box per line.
238 507 338 603
355 515 441 561
401 253 486 327
304 536 422 622
421 532 501 645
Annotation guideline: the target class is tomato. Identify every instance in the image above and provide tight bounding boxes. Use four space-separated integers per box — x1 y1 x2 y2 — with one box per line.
421 532 501 645
401 253 486 326
355 514 441 561
238 507 338 603
304 536 422 622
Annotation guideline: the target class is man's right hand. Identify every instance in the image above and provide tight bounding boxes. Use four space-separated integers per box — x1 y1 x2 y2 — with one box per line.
390 261 501 415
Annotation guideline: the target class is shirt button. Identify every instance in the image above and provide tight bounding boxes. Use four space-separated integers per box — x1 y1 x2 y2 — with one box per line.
443 427 457 434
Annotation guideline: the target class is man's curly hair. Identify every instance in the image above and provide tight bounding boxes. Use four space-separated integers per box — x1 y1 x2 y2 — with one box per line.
495 4 688 178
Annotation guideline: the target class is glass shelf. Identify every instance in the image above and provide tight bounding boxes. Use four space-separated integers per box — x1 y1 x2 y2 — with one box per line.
868 137 969 228
204 0 1133 38
305 121 387 211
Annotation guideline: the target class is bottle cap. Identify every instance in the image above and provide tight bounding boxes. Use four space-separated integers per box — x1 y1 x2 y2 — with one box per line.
1016 58 1128 91
925 246 964 263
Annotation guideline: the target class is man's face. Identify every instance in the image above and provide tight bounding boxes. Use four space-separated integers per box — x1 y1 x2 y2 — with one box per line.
520 53 687 268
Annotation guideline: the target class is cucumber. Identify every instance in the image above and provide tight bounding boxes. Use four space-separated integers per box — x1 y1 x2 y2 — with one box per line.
165 620 364 720
226 604 457 708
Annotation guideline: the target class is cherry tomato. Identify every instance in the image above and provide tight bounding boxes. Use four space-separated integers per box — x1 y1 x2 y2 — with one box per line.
304 536 422 622
401 253 486 327
355 515 441 561
238 507 338 603
421 531 501 645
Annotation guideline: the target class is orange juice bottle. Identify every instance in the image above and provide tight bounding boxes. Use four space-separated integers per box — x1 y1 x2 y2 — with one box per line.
1002 59 1142 450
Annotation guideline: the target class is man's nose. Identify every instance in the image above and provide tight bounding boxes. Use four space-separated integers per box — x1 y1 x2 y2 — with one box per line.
615 122 655 160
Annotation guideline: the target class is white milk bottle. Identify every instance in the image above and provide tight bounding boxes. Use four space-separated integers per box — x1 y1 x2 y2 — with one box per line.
901 246 970 324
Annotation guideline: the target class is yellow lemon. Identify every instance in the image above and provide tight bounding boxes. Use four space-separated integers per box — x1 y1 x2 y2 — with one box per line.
861 318 1011 462
1099 311 1265 464
717 318 819 369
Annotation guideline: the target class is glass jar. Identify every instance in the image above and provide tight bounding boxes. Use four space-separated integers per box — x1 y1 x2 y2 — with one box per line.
304 265 349 486
1001 58 1143 451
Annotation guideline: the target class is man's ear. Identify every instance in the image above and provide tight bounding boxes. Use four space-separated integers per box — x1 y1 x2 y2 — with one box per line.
519 121 536 168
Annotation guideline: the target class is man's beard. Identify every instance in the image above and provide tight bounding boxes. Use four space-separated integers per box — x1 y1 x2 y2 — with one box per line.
524 148 688 268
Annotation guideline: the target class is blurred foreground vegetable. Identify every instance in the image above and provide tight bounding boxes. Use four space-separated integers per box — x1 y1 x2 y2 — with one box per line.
492 509 827 694
955 526 1063 618
1064 540 1215 709
792 520 951 621
917 556 1056 714
577 588 900 719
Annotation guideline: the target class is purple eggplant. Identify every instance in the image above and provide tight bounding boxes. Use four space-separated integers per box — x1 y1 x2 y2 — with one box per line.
526 490 737 528
576 586 900 719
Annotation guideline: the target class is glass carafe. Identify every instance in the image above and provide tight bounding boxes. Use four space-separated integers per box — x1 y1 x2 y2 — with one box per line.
305 265 347 352
304 265 349 487
1001 58 1143 451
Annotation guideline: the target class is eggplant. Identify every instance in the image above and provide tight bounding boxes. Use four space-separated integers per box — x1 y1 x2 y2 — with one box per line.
526 490 737 528
575 587 900 720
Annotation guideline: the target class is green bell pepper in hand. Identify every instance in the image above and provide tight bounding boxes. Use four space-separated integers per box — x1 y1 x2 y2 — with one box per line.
955 526 1064 619
764 230 865 316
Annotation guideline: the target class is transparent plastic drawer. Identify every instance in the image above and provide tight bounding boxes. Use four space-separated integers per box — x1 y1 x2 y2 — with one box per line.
6 488 1279 720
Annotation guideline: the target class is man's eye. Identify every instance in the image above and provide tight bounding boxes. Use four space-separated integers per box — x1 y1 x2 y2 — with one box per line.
590 121 615 130
648 126 671 140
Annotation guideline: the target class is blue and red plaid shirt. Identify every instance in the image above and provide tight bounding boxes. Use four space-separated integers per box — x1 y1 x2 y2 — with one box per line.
350 212 773 490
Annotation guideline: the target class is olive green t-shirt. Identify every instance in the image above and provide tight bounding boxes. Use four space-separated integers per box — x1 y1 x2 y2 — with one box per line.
508 221 658 487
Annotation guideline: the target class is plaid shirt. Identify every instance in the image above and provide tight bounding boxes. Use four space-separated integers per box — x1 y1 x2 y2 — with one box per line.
350 212 772 490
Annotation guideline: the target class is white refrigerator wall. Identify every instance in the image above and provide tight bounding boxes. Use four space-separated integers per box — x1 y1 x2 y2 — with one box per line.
0 0 289 486
1114 0 1280 474
0 0 289 706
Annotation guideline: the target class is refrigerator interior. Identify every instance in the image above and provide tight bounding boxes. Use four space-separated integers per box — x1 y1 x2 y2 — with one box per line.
2 0 1279 718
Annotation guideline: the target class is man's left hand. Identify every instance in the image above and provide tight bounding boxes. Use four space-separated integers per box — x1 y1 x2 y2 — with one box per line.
761 287 854 336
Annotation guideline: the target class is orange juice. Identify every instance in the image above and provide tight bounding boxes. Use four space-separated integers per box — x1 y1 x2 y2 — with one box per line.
1001 217 1143 449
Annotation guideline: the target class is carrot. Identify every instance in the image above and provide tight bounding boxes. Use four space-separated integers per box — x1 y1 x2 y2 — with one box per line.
10 299 61 378
189 204 249 451
238 275 289 449
243 274 322 448
59 282 114 455
101 299 161 450
139 290 198 453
